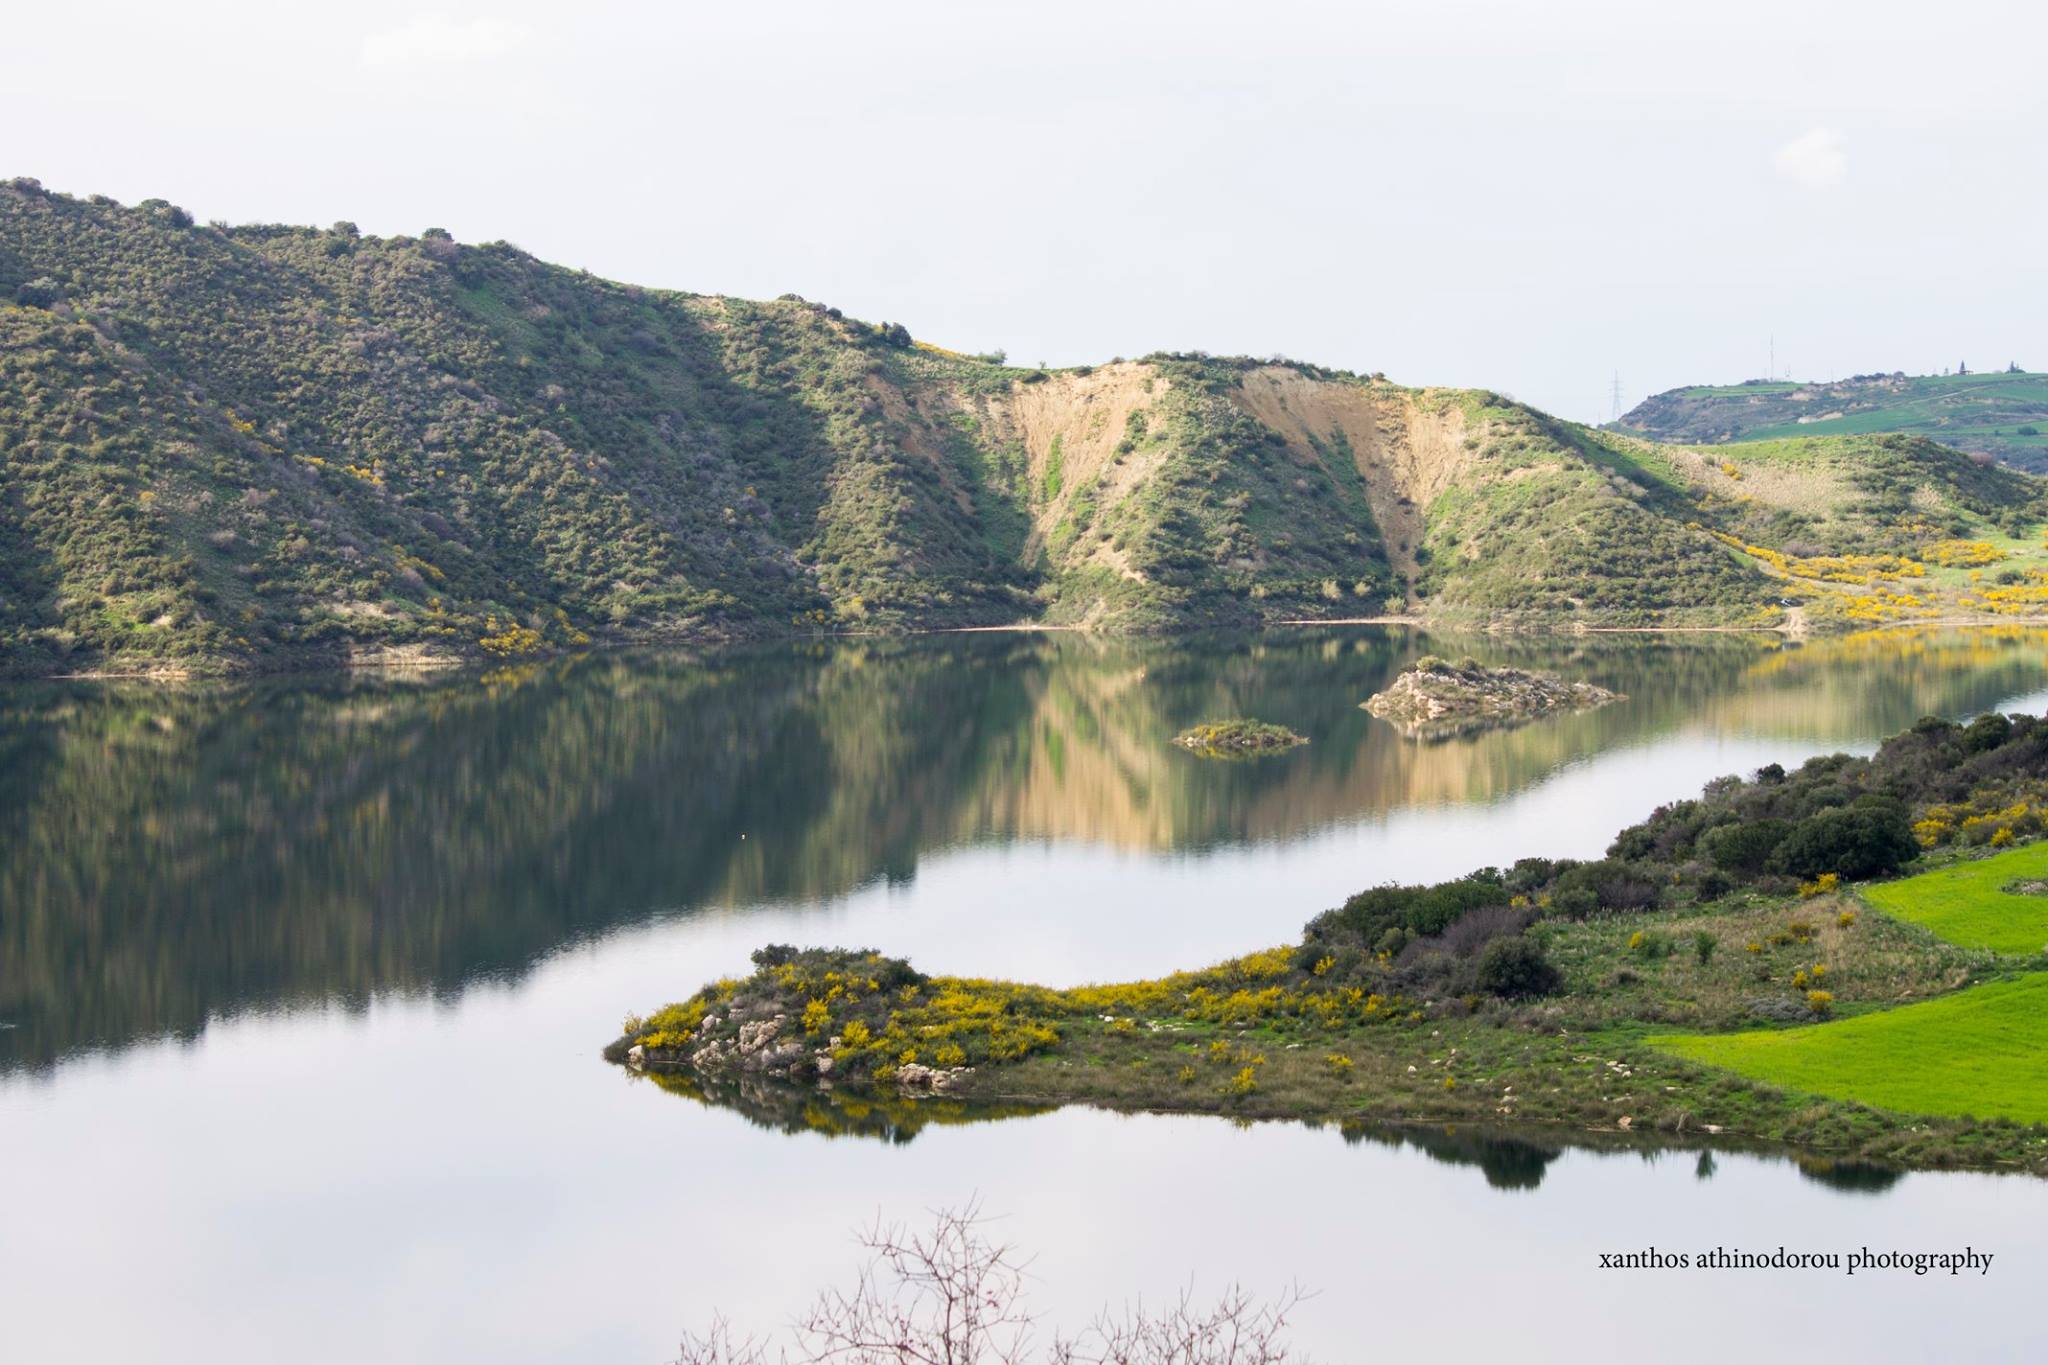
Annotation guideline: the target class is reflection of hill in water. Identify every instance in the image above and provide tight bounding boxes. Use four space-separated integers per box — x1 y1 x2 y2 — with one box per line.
627 1073 1912 1197
4 627 2047 1071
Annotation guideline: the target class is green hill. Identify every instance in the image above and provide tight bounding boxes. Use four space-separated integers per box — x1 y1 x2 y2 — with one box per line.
1616 370 2048 471
4 178 2048 675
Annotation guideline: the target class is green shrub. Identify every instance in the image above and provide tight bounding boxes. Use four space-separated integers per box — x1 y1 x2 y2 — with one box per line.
1703 819 1792 875
1769 805 1919 880
1475 936 1561 999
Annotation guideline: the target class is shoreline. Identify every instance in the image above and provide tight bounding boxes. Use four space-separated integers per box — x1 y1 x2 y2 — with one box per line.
18 610 2048 685
621 996 2048 1176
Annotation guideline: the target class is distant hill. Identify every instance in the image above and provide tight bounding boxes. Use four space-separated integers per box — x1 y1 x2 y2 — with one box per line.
5 178 2048 675
1617 370 2048 471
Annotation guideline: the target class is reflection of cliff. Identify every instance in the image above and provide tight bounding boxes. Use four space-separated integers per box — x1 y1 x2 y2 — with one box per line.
4 627 2047 1072
1696 628 2048 738
980 629 2048 848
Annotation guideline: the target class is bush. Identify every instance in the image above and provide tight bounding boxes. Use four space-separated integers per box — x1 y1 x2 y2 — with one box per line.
1436 903 1534 957
1964 713 2014 753
1475 936 1561 998
1768 805 1919 880
1308 870 1509 947
1549 858 1658 914
1627 929 1672 959
1703 818 1791 874
15 276 63 308
1746 994 1811 1023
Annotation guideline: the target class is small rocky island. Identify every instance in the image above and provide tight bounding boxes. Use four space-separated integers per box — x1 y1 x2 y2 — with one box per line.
1171 719 1308 758
1363 656 1621 739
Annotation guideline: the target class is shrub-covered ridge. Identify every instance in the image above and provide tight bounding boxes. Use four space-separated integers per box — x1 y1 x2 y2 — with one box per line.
10 178 2048 674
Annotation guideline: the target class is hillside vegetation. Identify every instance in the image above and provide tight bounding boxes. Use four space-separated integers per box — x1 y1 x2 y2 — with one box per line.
6 179 2048 674
1618 371 2048 471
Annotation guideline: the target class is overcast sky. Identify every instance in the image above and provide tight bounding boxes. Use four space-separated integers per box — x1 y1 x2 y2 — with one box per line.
6 0 2042 420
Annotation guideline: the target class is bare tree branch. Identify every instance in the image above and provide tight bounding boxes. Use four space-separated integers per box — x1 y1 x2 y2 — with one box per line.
672 1203 1308 1365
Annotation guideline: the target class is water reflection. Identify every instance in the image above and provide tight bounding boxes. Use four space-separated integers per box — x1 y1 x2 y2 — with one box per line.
1342 1121 1565 1190
5 625 2048 1071
636 1068 1057 1144
625 1057 1919 1199
1793 1157 1908 1195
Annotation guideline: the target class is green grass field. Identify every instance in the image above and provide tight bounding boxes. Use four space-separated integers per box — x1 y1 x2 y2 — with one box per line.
1652 974 2048 1124
1733 372 2048 457
1862 842 2048 954
1623 371 2048 470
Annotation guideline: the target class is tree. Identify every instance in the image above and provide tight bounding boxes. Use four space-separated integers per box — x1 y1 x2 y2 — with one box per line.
1702 818 1791 875
1476 936 1561 999
671 1202 1308 1364
1768 806 1919 880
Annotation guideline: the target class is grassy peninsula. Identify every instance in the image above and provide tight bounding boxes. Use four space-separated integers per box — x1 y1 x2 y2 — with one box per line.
611 709 2048 1172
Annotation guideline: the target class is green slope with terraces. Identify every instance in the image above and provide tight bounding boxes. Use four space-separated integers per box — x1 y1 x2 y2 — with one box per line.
1617 370 2048 472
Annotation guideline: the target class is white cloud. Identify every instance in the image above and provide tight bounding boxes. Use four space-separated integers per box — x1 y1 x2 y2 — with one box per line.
1773 127 1847 189
361 16 535 69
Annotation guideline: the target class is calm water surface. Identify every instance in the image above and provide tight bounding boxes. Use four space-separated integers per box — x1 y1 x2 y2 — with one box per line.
4 626 2047 1362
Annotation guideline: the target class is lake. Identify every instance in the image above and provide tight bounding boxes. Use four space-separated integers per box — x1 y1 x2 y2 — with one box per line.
4 626 2047 1363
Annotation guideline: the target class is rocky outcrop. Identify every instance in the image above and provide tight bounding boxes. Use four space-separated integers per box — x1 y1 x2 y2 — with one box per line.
620 1010 974 1095
1363 657 1621 740
894 1062 973 1093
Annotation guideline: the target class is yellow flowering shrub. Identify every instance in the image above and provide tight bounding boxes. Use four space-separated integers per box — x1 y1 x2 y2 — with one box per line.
620 942 1424 1092
478 616 545 655
1913 816 1955 848
1920 540 2005 568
